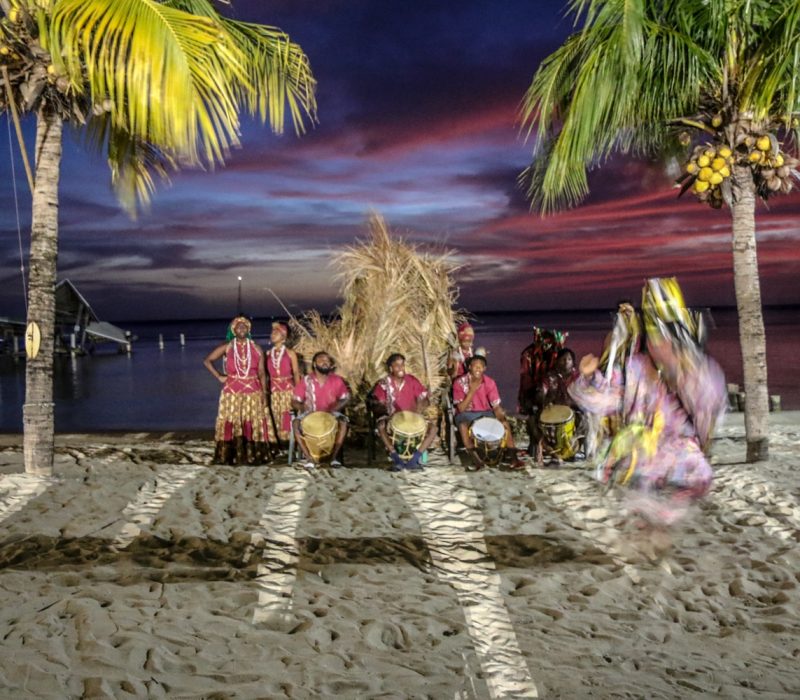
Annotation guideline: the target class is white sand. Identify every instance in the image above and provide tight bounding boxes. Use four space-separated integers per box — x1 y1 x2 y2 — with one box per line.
0 412 798 698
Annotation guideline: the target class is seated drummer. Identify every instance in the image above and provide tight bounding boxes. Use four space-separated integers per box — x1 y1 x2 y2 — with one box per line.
533 347 583 464
370 353 438 471
453 355 525 471
292 351 350 469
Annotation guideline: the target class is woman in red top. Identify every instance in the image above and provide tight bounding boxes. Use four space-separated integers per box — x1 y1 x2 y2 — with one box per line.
266 321 300 445
204 316 273 465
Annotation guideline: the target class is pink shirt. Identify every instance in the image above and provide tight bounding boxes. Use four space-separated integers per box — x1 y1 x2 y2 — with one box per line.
372 374 428 414
293 373 350 412
453 374 501 413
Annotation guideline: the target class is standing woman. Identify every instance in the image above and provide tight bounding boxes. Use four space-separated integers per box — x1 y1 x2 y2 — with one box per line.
204 316 273 465
266 321 300 447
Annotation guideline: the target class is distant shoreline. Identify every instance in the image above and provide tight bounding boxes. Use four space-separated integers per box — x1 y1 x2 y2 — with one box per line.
105 303 800 326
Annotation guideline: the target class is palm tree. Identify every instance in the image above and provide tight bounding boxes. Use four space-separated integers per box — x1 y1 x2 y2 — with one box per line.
0 0 316 476
520 0 800 463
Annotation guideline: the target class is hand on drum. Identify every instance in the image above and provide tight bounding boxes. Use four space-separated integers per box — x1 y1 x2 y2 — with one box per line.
579 354 599 378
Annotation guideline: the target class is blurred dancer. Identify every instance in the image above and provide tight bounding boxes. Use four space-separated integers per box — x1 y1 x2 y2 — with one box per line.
570 278 726 527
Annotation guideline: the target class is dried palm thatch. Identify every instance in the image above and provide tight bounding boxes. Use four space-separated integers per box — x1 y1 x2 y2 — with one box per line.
291 213 465 423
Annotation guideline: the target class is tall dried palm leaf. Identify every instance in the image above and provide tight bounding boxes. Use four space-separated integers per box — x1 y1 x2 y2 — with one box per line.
292 214 465 424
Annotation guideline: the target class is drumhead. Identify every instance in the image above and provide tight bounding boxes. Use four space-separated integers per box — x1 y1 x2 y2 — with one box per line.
302 411 337 437
389 410 426 438
471 416 505 442
540 404 573 425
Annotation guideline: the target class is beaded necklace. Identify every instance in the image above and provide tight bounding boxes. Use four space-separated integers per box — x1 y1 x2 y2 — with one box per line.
270 345 286 373
232 339 252 378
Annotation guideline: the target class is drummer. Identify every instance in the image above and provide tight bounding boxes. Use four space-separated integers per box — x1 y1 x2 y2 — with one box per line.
533 347 583 464
292 351 350 469
453 355 526 471
370 353 438 470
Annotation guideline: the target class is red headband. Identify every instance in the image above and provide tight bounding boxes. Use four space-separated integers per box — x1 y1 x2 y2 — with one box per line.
272 321 289 338
457 323 474 340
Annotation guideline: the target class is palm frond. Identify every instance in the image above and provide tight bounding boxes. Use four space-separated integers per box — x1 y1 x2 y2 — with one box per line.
165 0 317 134
520 0 721 212
45 0 316 211
50 0 247 167
738 3 800 120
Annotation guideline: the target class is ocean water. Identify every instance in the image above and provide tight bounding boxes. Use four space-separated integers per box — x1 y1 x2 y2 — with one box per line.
0 308 797 433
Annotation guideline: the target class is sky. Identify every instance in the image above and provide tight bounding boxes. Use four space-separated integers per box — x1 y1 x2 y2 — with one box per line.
1 0 799 322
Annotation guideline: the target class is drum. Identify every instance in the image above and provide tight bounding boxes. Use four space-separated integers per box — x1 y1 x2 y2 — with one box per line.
470 416 507 466
389 411 426 460
300 411 337 463
539 404 576 459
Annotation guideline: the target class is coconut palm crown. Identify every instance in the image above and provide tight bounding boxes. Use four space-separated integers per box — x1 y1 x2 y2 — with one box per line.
1 0 316 211
519 0 800 462
1 0 316 476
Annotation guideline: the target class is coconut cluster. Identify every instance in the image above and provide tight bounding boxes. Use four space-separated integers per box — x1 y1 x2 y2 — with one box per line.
740 133 798 198
0 5 86 121
680 129 799 208
685 143 733 208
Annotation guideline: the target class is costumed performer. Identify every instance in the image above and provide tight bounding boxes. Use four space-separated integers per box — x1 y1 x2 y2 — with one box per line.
204 316 273 465
266 321 300 445
533 347 585 464
518 327 566 456
370 353 438 471
569 278 726 528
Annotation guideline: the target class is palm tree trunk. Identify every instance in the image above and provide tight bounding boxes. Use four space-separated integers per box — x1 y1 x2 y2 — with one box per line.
730 163 769 462
23 111 63 476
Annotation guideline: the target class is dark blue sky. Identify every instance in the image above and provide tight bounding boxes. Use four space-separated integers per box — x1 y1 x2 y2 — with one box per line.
1 0 798 321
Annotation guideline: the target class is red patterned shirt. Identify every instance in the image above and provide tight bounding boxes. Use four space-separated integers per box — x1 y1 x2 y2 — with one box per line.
372 374 428 415
293 373 350 412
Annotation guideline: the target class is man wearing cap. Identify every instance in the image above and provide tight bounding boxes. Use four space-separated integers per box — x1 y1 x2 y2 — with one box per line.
370 353 438 471
266 321 300 445
447 322 475 379
453 354 526 471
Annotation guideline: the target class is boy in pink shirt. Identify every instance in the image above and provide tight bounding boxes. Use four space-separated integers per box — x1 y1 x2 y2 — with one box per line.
453 355 525 471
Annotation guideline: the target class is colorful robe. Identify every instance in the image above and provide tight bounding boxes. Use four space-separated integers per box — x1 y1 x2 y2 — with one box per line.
570 351 726 523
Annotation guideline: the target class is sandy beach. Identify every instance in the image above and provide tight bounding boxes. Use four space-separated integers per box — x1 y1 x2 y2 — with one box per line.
0 412 798 699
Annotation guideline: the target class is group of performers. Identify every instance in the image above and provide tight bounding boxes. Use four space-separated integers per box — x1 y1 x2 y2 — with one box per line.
205 277 727 525
204 316 526 471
